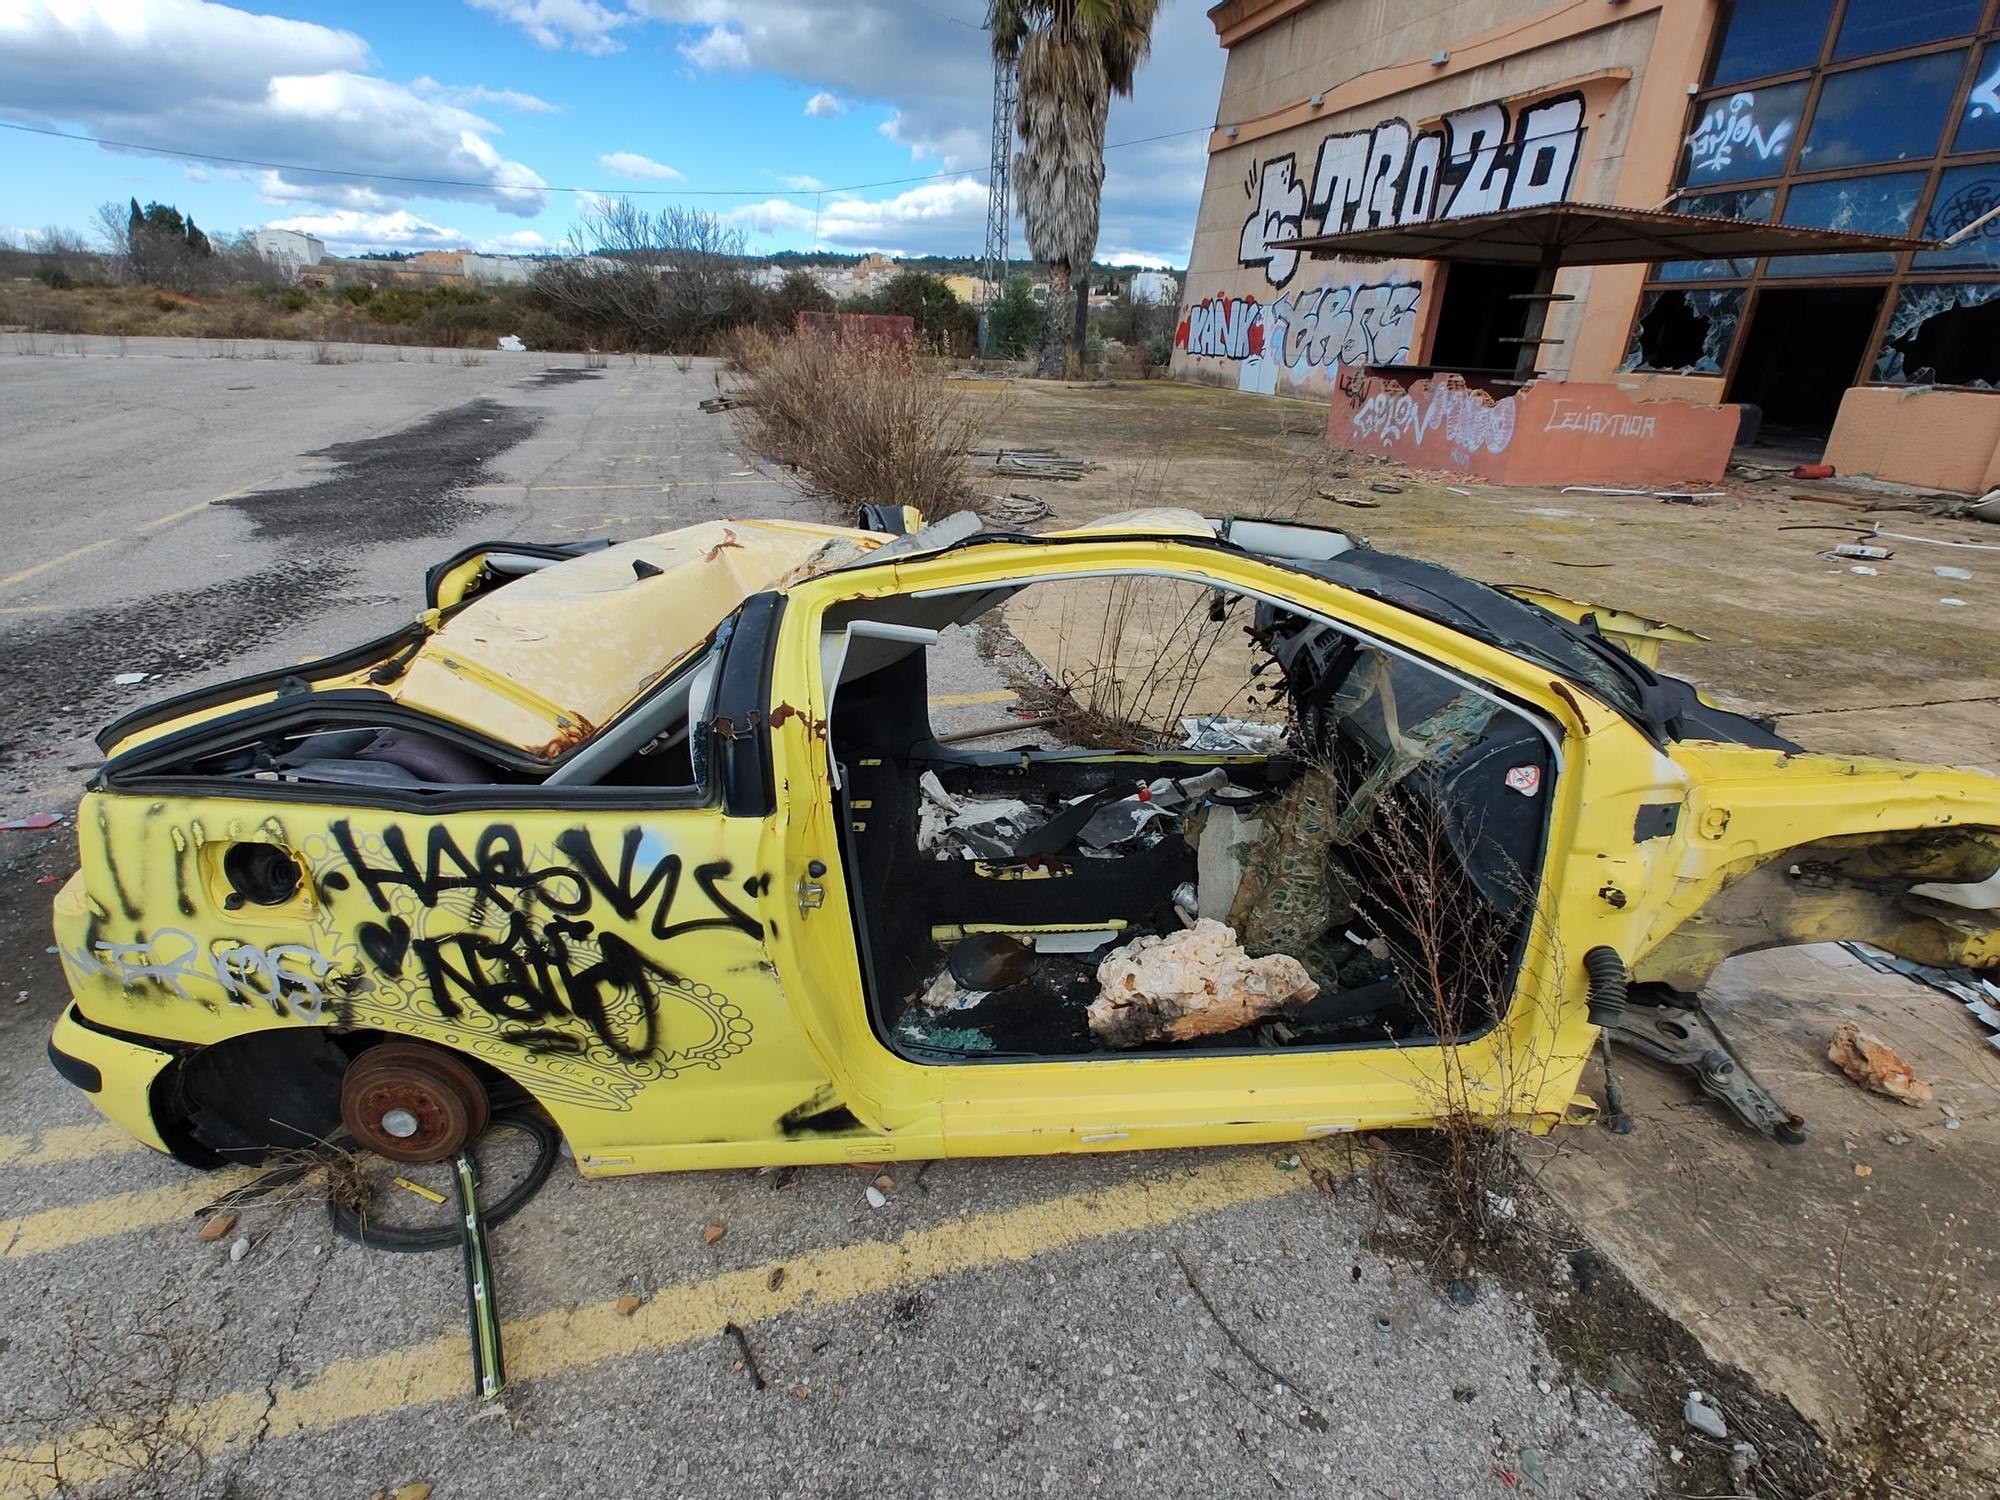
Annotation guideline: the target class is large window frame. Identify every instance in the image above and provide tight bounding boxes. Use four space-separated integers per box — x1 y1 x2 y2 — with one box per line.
1625 0 2000 393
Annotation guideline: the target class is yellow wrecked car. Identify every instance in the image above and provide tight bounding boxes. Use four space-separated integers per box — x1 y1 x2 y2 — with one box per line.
48 509 2000 1173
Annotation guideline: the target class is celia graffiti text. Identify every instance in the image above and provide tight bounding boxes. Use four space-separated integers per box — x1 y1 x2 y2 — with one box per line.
1239 92 1584 289
1177 279 1422 394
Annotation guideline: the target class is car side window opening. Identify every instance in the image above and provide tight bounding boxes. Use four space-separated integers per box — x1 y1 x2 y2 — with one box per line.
817 572 1554 1066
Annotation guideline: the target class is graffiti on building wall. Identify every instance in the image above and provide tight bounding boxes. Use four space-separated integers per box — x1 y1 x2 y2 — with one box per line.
1685 92 1795 179
1177 278 1423 393
1542 399 1655 440
1348 381 1518 460
1237 92 1584 290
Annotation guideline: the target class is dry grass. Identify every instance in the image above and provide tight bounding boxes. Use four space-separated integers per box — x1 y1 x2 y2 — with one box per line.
1823 1214 1999 1498
729 327 996 520
0 1286 219 1498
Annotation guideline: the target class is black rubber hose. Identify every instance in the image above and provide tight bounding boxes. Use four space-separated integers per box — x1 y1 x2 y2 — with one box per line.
331 1110 559 1254
1583 945 1628 1026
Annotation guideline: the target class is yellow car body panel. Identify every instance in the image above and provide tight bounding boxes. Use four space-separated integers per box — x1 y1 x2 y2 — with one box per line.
51 517 2000 1174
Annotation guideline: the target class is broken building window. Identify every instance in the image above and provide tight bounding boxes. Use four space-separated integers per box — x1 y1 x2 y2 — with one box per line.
1620 289 1745 373
1918 166 2000 271
1711 0 1833 87
1954 44 2000 154
1799 52 1966 171
1766 171 1923 276
1834 0 1980 59
1872 281 2000 386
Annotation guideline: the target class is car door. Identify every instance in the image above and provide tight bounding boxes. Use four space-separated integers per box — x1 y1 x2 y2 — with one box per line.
766 535 1600 1157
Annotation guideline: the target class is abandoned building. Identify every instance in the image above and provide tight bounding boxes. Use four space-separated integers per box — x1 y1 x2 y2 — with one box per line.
1176 0 2000 492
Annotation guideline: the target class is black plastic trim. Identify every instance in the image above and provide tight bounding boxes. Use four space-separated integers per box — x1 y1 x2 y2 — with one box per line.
47 1034 102 1093
94 627 422 752
712 592 784 818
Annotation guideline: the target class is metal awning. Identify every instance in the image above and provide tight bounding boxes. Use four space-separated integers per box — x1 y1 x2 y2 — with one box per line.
1269 201 1935 267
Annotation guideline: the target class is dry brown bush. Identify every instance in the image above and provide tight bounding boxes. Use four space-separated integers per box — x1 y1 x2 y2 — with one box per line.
729 328 994 520
1824 1214 1999 1498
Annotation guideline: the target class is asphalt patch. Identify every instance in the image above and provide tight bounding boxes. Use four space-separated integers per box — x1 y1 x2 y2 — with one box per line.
226 397 541 545
529 368 603 386
0 397 545 774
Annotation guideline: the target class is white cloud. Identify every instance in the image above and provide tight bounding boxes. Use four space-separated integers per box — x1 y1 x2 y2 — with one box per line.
803 90 841 118
412 75 561 113
463 0 631 54
727 177 987 255
679 24 751 70
184 166 213 183
777 173 824 191
478 228 556 252
1096 247 1177 269
598 150 683 181
264 208 463 252
0 1 550 217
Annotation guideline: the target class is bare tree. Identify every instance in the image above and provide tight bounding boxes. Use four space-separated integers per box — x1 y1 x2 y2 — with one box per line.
532 197 753 351
91 201 132 281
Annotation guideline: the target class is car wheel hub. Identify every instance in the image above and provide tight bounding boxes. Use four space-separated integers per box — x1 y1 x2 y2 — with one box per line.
339 1043 489 1163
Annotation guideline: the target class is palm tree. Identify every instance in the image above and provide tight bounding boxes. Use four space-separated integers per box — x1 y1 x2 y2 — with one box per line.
991 0 1160 376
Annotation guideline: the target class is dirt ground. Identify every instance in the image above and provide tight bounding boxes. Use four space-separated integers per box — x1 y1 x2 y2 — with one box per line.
966 376 2000 769
965 373 2000 1479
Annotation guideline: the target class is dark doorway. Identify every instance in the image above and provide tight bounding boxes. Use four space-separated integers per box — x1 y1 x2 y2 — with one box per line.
1428 263 1537 374
1725 285 1885 431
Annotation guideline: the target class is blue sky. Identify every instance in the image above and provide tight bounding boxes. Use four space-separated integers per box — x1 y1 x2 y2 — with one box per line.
0 0 1226 267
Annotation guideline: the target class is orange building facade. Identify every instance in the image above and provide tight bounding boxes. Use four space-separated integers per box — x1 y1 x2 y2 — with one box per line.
1173 0 2000 492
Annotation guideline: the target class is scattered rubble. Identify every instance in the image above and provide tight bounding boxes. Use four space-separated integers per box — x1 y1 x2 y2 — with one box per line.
969 448 1098 481
1088 919 1317 1047
1684 1392 1728 1440
1827 1021 1933 1105
1841 941 2000 1053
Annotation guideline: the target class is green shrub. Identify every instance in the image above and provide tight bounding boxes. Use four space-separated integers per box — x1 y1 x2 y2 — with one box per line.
336 283 374 306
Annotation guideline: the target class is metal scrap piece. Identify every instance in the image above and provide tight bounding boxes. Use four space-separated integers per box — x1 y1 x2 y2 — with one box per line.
1603 1003 1807 1143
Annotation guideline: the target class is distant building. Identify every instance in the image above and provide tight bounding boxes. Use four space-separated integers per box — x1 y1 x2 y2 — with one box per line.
250 228 324 280
462 253 542 286
1127 271 1179 305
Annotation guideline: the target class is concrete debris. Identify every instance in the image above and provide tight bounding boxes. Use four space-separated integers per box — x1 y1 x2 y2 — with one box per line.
1827 1021 1933 1105
496 335 526 352
1934 565 1973 580
1831 543 1892 560
1683 1392 1728 1440
1939 597 1969 607
197 1212 238 1244
1848 566 1879 576
111 671 152 686
1088 919 1317 1047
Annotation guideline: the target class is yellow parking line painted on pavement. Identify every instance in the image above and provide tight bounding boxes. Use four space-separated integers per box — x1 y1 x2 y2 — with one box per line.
0 477 273 592
2 1149 1327 1491
462 478 778 493
0 1121 150 1170
928 689 1016 707
0 1167 259 1259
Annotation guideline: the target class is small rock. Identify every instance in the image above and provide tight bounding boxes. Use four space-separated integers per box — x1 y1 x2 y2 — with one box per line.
1730 1440 1759 1481
1684 1393 1728 1439
112 672 151 686
865 1185 888 1209
1854 1163 1872 1178
197 1212 238 1244
702 1222 725 1246
614 1293 643 1317
393 1485 433 1500
871 1173 894 1192
229 1235 251 1263
1885 1130 1910 1145
1535 1378 1552 1395
1444 1277 1478 1307
1669 1446 1684 1465
792 1383 810 1399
